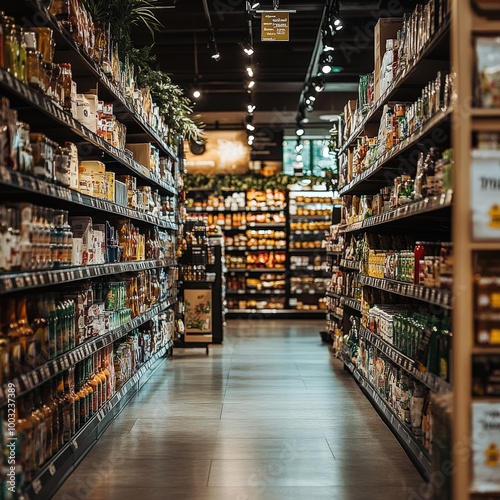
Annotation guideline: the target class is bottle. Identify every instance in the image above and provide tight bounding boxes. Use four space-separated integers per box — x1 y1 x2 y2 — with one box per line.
47 379 60 456
47 294 58 359
17 296 36 371
88 353 101 411
39 383 54 462
59 63 73 112
7 298 24 377
66 368 77 437
97 352 107 404
16 396 35 483
28 390 45 469
3 18 19 78
57 374 71 443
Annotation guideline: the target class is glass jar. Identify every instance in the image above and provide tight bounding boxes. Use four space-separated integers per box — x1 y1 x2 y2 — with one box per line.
414 241 426 285
3 18 18 78
48 63 62 106
31 27 55 63
14 26 27 84
49 0 71 30
24 31 43 92
0 12 5 69
58 63 73 111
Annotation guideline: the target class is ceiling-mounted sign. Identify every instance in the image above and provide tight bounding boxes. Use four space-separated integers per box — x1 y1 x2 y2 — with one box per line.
261 11 289 41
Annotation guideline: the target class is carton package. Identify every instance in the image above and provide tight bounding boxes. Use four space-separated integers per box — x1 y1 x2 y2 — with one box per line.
374 18 402 84
125 142 154 170
84 92 99 133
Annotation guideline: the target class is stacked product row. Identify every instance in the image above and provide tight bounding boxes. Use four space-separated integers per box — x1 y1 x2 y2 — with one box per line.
188 187 333 315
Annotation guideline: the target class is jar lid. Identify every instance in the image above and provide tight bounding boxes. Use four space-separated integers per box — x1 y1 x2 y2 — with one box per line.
24 31 37 50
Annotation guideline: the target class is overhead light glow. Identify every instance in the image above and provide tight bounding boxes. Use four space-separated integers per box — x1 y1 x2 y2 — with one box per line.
211 51 221 61
240 41 254 56
250 2 260 8
295 143 303 152
247 104 256 113
246 123 255 131
296 127 305 137
193 89 201 99
246 66 254 77
247 80 255 88
333 17 343 30
312 77 325 93
296 154 303 162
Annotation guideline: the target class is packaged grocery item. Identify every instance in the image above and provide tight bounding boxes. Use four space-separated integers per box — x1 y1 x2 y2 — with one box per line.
476 37 500 108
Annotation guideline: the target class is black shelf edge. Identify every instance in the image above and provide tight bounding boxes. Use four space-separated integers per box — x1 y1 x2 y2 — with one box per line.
340 259 362 271
186 207 285 213
342 359 431 480
326 250 343 256
24 340 172 499
27 0 176 160
247 223 287 228
359 326 451 392
289 230 328 235
339 107 452 196
226 268 286 273
0 166 177 230
339 19 451 156
358 274 452 310
340 193 453 233
289 215 332 220
0 69 177 196
0 295 177 407
227 290 286 295
226 309 325 315
289 248 326 253
326 291 342 299
327 311 343 321
342 296 362 311
0 258 176 295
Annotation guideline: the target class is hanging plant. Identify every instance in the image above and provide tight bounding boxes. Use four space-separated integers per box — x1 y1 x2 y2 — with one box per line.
83 0 162 60
82 2 204 143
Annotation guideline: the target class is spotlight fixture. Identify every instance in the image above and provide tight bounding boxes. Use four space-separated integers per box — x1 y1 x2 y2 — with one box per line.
250 1 260 8
248 134 255 145
322 32 335 52
246 66 254 77
208 32 221 62
312 77 325 93
296 154 303 162
247 80 255 89
247 103 256 113
295 142 303 153
246 123 255 131
192 88 201 99
296 126 305 137
240 41 254 56
333 16 343 31
320 53 334 74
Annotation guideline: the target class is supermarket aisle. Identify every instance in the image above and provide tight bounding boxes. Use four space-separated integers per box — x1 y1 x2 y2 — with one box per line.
54 320 423 500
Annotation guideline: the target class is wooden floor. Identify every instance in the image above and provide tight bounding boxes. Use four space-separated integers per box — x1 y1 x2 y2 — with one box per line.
54 320 423 500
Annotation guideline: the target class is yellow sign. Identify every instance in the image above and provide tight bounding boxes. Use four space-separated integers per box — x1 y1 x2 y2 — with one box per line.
261 11 289 42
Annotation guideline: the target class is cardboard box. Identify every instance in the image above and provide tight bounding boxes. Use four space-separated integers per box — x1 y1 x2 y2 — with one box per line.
374 18 402 84
79 161 106 174
126 143 153 170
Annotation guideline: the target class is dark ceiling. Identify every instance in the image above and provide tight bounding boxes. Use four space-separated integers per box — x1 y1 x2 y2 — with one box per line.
133 0 417 135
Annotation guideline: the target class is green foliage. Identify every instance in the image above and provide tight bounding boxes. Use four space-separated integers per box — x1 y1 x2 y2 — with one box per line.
83 0 161 60
81 1 204 143
184 173 327 194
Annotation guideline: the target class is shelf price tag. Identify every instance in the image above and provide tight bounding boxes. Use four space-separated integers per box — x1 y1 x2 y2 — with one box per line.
32 478 42 495
71 439 79 450
49 463 56 476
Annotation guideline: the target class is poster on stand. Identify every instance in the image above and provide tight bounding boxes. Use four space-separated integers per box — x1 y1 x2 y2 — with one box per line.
471 150 500 240
184 288 213 343
472 401 500 492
